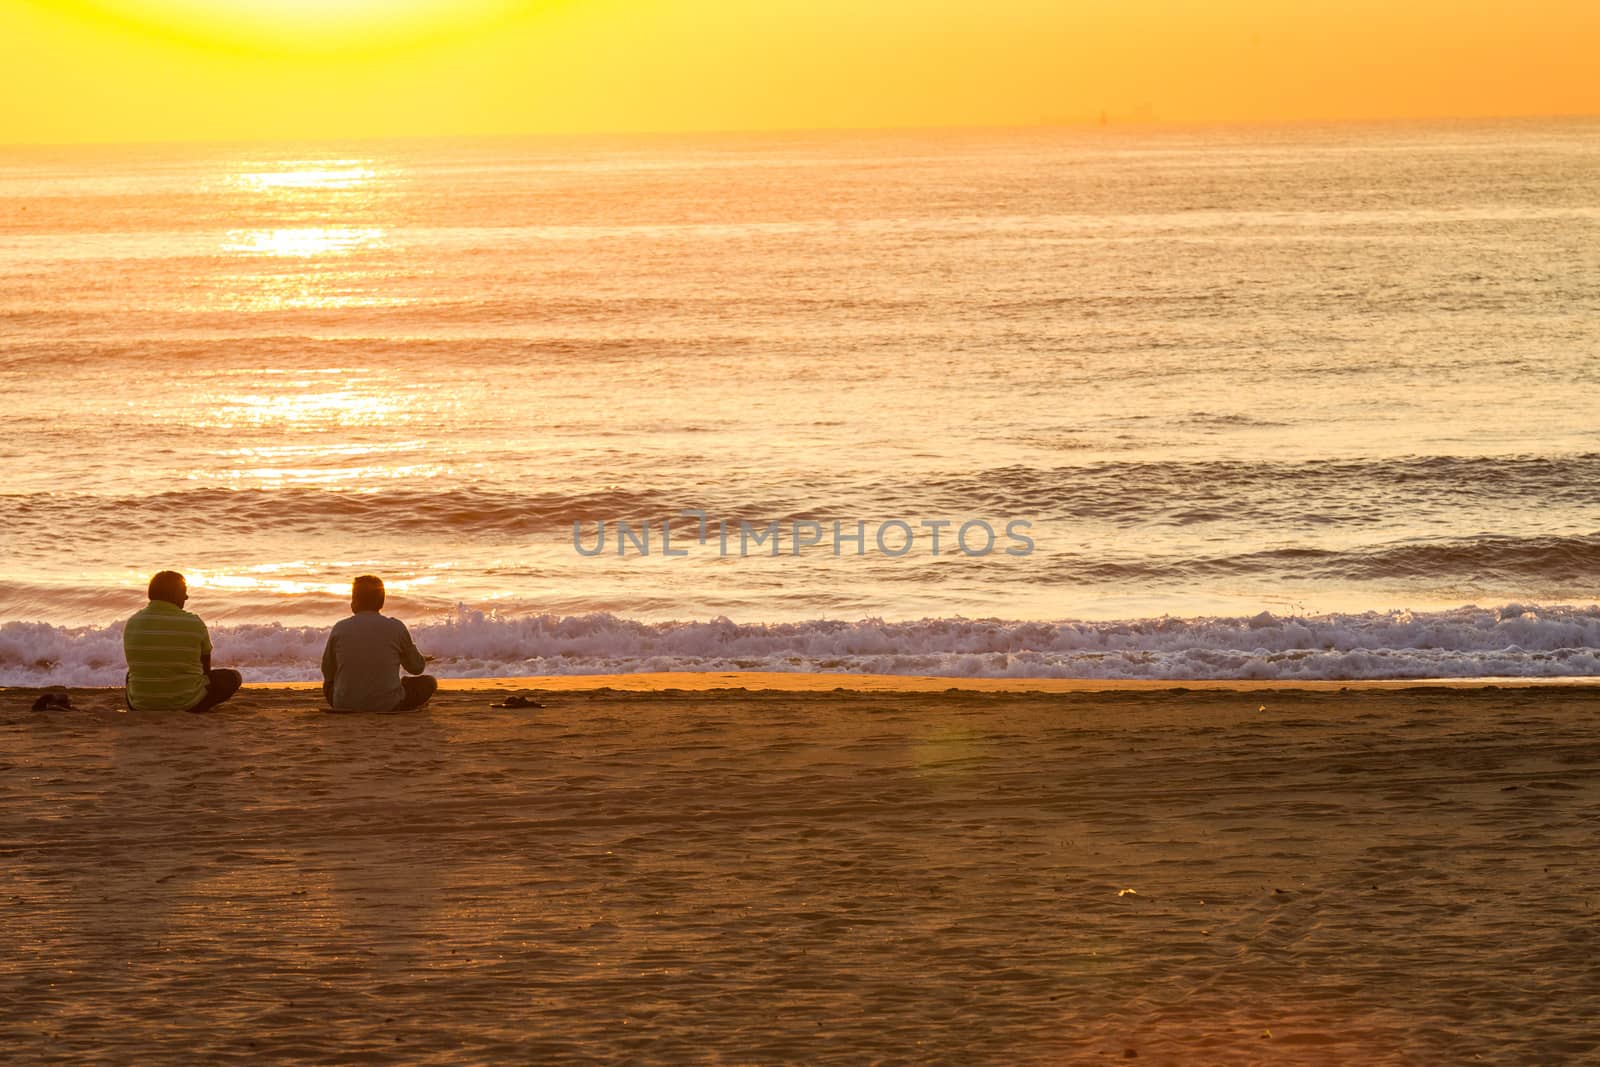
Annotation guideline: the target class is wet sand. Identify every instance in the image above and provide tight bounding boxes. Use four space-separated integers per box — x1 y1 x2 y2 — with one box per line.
3 678 1599 1063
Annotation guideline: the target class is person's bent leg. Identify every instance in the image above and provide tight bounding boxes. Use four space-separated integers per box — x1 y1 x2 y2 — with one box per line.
393 674 437 711
188 668 243 714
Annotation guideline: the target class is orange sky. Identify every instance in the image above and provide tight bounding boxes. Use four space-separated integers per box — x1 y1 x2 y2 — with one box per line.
2 0 1597 144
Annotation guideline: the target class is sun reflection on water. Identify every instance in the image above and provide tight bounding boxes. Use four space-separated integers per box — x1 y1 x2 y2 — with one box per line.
225 227 387 258
231 163 378 192
211 462 448 487
208 158 412 310
220 388 398 426
190 369 430 435
186 566 441 600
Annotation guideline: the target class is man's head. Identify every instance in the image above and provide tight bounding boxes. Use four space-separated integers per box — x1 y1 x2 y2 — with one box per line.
148 570 188 608
351 574 386 613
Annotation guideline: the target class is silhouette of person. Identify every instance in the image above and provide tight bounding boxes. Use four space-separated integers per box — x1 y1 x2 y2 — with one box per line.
321 575 437 712
123 570 242 713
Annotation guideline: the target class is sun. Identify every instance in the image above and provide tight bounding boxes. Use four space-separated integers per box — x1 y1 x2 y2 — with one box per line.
53 0 533 55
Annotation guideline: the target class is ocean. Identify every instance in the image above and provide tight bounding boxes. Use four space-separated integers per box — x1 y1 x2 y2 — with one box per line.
2 119 1597 683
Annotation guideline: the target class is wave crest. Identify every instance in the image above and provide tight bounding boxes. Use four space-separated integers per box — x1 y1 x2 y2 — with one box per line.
4 604 1598 687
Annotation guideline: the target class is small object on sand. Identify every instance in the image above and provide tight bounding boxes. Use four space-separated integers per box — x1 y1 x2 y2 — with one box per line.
491 695 543 709
1117 887 1138 896
30 693 73 712
1257 704 1266 712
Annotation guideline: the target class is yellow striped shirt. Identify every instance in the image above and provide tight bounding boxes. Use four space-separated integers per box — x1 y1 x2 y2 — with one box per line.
123 600 211 711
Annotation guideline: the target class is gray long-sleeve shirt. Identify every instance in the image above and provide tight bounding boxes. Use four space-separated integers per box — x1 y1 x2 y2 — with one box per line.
321 611 426 711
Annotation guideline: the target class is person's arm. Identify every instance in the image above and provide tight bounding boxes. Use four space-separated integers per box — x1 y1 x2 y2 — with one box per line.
201 621 214 673
321 631 338 686
397 623 427 675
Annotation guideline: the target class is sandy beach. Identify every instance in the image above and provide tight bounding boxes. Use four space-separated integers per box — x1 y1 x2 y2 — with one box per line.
3 677 1598 1064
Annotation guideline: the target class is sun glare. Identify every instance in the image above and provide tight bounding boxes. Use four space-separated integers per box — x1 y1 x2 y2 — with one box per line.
65 0 530 53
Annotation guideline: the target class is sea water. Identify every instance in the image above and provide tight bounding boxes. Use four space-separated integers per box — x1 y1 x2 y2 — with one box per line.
2 120 1597 682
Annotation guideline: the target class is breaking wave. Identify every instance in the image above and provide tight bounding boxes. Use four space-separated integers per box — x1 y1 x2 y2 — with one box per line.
4 604 1598 687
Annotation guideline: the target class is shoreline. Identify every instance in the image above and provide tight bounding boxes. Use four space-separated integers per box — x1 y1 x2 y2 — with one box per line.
6 670 1599 700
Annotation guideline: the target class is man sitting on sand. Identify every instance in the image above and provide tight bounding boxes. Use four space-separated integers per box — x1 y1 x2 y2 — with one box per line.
124 570 243 713
321 575 437 712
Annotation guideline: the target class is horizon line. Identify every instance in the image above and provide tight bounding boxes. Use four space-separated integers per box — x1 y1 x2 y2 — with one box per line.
3 109 1598 152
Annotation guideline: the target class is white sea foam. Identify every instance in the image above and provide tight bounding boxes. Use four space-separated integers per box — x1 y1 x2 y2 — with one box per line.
5 605 1598 687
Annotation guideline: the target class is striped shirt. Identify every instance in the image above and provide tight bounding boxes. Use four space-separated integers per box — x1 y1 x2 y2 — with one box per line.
124 600 211 711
